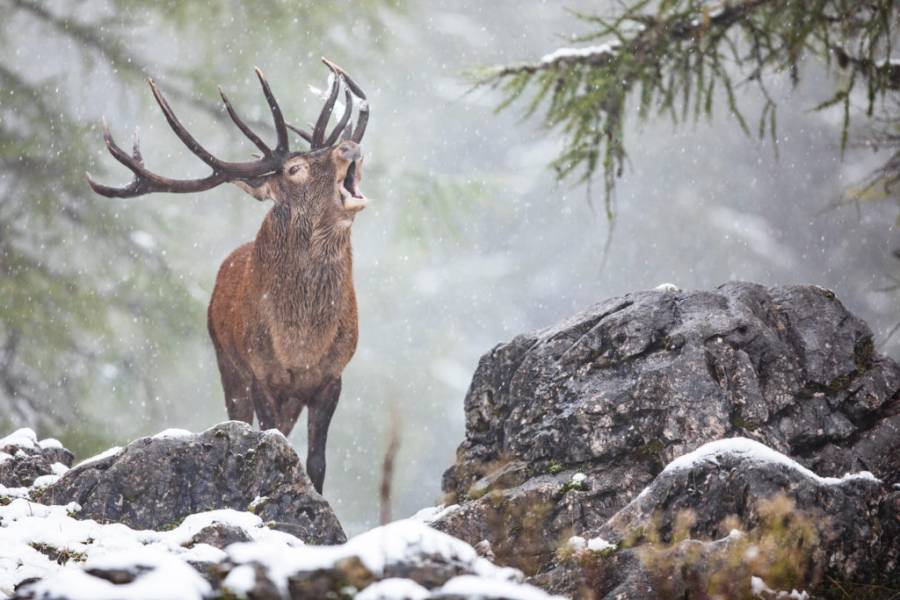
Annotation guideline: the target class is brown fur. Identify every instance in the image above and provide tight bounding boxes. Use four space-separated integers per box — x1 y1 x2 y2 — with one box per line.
207 141 366 493
86 64 370 495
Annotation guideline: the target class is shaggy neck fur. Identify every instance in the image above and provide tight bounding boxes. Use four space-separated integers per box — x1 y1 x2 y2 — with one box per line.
254 196 353 331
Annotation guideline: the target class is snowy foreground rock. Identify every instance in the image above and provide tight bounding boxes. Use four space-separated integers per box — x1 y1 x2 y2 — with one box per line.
0 427 562 600
2 282 899 599
539 438 899 598
37 421 344 545
435 283 900 596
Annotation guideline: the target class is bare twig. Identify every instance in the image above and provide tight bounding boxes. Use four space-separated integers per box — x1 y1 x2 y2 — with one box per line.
379 405 401 526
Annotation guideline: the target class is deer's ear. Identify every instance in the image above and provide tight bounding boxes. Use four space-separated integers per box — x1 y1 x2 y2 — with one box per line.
233 177 273 202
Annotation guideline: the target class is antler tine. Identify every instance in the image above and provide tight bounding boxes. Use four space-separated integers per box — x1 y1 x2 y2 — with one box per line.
321 58 368 144
89 117 229 198
350 101 368 143
86 171 143 198
254 67 290 156
323 88 353 148
218 86 272 157
312 67 342 149
101 117 147 177
148 79 227 171
321 58 367 100
287 124 313 143
131 128 144 165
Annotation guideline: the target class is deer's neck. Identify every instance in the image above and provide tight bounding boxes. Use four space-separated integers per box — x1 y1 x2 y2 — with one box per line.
253 204 353 328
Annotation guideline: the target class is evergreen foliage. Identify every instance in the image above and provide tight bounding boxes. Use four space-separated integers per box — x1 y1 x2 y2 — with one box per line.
0 0 398 436
480 0 900 218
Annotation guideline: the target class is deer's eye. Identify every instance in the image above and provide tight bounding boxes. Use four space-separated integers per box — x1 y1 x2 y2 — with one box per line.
288 164 302 176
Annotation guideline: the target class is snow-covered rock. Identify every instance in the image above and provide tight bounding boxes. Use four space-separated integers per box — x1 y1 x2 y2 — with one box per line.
658 437 880 486
546 437 899 599
0 427 563 600
0 500 297 597
0 429 73 492
5 503 562 600
436 283 900 583
38 421 345 545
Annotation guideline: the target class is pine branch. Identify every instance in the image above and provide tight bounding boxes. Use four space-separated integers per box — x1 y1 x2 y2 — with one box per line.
831 45 900 90
492 0 775 78
482 0 900 211
9 0 273 133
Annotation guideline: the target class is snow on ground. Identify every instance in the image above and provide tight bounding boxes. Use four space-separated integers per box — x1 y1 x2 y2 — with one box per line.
438 575 563 600
73 446 123 469
565 535 586 553
1 492 558 600
225 519 524 595
31 474 60 489
150 428 193 440
661 437 880 486
25 549 211 600
355 578 429 600
0 428 38 450
1 429 69 460
565 535 615 555
586 537 616 553
221 564 257 597
654 282 681 292
750 575 809 599
0 500 298 598
409 503 460 524
248 495 268 512
0 485 28 499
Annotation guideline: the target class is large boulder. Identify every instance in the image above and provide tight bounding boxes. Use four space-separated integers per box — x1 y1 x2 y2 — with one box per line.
435 283 900 577
562 438 900 599
37 421 345 545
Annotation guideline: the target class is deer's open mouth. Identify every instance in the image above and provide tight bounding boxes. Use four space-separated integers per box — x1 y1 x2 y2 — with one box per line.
340 160 367 211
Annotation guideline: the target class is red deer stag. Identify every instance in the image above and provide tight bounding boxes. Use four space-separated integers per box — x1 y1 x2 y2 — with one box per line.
87 60 369 493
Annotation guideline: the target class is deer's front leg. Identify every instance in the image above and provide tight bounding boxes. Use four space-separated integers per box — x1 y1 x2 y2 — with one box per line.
307 378 341 494
253 382 280 432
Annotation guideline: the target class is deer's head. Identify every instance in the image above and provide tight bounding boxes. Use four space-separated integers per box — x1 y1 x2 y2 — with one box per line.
88 59 369 226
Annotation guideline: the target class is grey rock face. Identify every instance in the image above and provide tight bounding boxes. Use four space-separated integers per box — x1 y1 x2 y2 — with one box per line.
39 421 345 544
436 283 900 575
565 442 900 599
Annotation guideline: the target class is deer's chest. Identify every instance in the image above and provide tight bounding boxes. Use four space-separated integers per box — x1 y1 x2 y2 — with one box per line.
245 291 357 389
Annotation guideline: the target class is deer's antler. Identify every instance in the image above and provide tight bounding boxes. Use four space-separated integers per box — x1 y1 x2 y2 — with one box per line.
87 68 289 198
306 58 369 149
87 63 369 198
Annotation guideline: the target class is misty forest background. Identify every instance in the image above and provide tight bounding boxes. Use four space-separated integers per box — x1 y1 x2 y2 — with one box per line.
2 0 898 534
